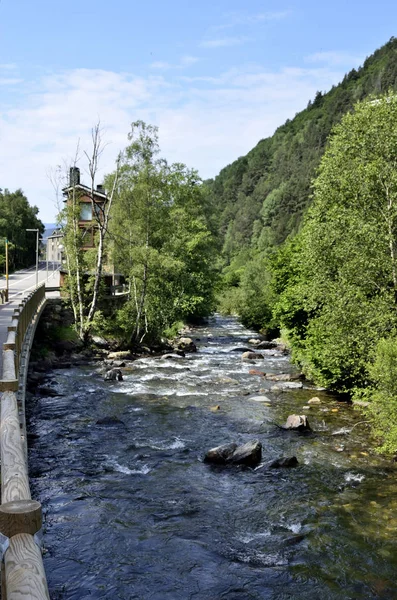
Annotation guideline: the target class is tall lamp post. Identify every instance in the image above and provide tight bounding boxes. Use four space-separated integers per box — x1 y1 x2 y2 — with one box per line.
26 228 39 288
5 238 8 300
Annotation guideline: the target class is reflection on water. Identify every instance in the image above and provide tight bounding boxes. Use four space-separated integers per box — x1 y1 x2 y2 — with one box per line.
28 315 397 599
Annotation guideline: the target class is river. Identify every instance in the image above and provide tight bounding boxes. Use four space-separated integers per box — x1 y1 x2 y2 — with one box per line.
27 315 397 599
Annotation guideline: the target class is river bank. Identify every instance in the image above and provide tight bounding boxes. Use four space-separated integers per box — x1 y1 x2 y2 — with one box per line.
27 314 397 599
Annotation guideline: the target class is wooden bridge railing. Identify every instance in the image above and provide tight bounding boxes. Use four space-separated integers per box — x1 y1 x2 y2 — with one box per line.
0 285 50 599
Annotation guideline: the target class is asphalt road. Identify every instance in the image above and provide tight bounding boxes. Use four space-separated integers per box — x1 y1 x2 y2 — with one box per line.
1 262 60 299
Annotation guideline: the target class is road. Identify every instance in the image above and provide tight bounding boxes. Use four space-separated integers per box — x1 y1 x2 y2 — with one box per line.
0 264 61 369
1 262 60 299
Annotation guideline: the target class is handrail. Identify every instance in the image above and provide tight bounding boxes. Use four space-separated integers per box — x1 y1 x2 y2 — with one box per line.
0 284 50 599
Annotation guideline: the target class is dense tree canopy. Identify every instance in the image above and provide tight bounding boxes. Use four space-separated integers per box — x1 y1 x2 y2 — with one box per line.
209 37 397 331
107 121 218 344
0 188 44 270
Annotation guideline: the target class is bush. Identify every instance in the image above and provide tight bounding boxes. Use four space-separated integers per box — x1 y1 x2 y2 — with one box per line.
355 336 397 454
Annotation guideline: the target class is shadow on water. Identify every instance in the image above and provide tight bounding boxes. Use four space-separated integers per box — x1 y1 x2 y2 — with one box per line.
27 315 397 599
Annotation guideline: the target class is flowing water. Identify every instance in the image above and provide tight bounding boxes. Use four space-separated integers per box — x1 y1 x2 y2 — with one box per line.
27 316 397 599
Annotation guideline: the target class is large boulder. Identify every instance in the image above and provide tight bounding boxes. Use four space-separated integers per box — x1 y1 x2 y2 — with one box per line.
92 336 110 349
227 440 262 467
175 337 197 353
204 443 237 464
204 440 262 467
282 415 311 432
257 340 277 349
104 368 123 382
242 351 264 361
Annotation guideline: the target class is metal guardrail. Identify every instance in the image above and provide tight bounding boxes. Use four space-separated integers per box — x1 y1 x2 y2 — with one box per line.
0 284 50 599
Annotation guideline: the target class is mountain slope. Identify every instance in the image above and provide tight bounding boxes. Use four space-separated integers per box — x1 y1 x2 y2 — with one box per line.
207 37 397 260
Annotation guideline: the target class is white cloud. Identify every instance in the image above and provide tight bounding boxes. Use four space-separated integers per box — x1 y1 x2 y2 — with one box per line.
150 55 199 70
0 64 18 71
214 10 291 30
0 78 23 85
200 36 250 48
306 51 365 67
0 60 347 221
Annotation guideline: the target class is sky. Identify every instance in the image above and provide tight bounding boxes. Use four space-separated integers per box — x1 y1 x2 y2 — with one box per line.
0 0 396 222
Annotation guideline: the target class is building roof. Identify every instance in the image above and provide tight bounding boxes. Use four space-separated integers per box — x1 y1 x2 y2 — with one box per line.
47 228 64 240
62 183 108 200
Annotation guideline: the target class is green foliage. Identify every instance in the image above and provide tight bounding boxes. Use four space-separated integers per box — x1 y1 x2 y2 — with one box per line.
163 320 185 340
276 92 397 391
0 188 44 270
205 37 397 326
355 337 397 454
108 122 218 344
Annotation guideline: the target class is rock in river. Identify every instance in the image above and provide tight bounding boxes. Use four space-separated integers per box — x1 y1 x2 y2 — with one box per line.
282 415 311 432
204 443 237 464
204 440 262 467
228 440 262 466
242 351 264 361
175 337 197 353
268 456 299 468
104 368 123 382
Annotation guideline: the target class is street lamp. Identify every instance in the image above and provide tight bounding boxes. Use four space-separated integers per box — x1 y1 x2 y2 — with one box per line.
26 228 39 288
5 238 8 300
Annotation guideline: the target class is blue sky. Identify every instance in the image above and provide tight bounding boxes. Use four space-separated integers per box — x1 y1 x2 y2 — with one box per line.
1 0 396 221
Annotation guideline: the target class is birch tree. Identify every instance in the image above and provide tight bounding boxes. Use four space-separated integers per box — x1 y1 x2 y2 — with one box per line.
59 124 120 340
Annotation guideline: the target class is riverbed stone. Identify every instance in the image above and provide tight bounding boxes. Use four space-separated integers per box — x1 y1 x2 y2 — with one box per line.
104 359 126 368
257 340 277 349
271 381 303 391
248 338 261 345
265 373 300 382
161 353 185 360
282 415 311 432
308 397 321 405
107 351 134 360
249 369 265 376
176 337 197 353
36 385 61 397
227 440 262 467
104 368 123 382
268 456 299 468
242 351 264 361
249 395 273 403
230 347 254 353
92 336 110 348
204 443 237 464
218 376 239 385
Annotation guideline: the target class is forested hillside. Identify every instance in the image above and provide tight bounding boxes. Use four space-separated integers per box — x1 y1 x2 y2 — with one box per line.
208 37 397 302
206 37 397 452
